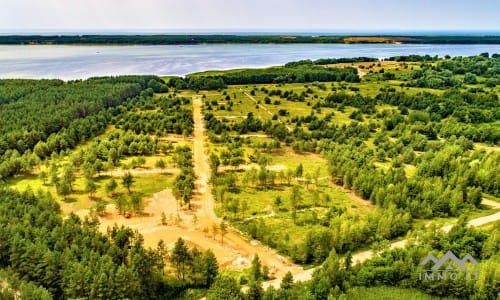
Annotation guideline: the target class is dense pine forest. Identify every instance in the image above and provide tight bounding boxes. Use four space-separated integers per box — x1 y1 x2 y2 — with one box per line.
0 54 499 299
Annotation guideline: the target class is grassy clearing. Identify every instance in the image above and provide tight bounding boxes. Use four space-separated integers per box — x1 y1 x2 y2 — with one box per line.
347 286 457 300
211 139 374 248
7 170 175 213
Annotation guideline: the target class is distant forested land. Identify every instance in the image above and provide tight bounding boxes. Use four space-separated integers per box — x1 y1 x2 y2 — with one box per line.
1 34 500 45
169 64 360 90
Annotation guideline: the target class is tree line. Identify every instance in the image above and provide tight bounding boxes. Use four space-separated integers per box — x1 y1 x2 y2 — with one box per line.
2 35 500 45
168 65 360 90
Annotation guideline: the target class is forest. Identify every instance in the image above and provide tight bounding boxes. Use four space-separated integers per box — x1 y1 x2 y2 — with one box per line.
0 54 499 299
168 64 360 90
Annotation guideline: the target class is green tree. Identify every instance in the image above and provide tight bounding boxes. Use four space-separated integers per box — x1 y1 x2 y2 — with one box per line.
173 172 195 209
105 179 118 197
463 72 477 84
81 161 96 180
220 221 228 245
38 170 48 185
345 251 353 270
155 158 166 173
171 238 190 281
85 179 97 200
49 163 59 185
210 153 221 175
188 247 204 286
280 271 294 290
290 186 302 223
130 193 144 214
212 223 219 240
250 255 262 281
57 180 71 201
304 173 312 189
115 195 128 215
295 163 303 178
137 156 146 168
206 275 243 300
285 169 294 185
247 280 264 300
62 165 75 191
241 199 248 218
228 197 240 218
202 250 219 287
122 171 134 194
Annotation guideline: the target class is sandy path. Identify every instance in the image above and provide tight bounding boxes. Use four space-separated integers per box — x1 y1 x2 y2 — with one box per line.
261 198 500 289
481 198 500 209
219 164 287 172
100 167 180 177
192 97 304 278
241 89 293 132
233 134 270 138
158 136 193 142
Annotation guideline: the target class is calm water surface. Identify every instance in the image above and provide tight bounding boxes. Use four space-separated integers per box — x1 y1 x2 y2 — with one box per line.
1 44 500 80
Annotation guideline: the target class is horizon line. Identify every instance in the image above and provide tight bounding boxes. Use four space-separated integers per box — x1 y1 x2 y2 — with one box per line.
1 29 500 36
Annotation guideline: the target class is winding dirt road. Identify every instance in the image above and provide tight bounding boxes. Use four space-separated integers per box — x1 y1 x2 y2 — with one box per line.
261 198 500 289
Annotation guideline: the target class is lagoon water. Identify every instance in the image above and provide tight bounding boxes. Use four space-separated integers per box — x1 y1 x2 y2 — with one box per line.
1 44 500 80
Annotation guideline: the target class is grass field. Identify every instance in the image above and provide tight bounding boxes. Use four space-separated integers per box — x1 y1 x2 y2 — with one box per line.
7 167 176 213
347 286 457 300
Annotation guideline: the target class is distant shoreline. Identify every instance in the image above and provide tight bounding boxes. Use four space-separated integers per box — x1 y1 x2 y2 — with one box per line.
1 35 500 45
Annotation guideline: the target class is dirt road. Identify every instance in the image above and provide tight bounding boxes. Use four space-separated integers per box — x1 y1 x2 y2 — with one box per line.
192 97 304 278
100 167 179 177
262 198 500 289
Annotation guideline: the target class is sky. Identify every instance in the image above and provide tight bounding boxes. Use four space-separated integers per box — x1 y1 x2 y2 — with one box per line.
1 0 499 34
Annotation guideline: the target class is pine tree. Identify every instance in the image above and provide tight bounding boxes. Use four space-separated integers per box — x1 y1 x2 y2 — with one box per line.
85 179 97 200
189 247 204 286
49 163 59 185
295 163 303 178
57 180 72 201
220 221 228 245
130 193 144 214
206 275 242 300
212 223 219 240
105 179 117 197
250 255 262 282
280 271 294 290
155 158 166 173
114 195 128 215
171 238 190 281
290 186 302 223
247 280 264 300
202 250 219 287
39 170 48 185
122 171 134 194
62 165 75 192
